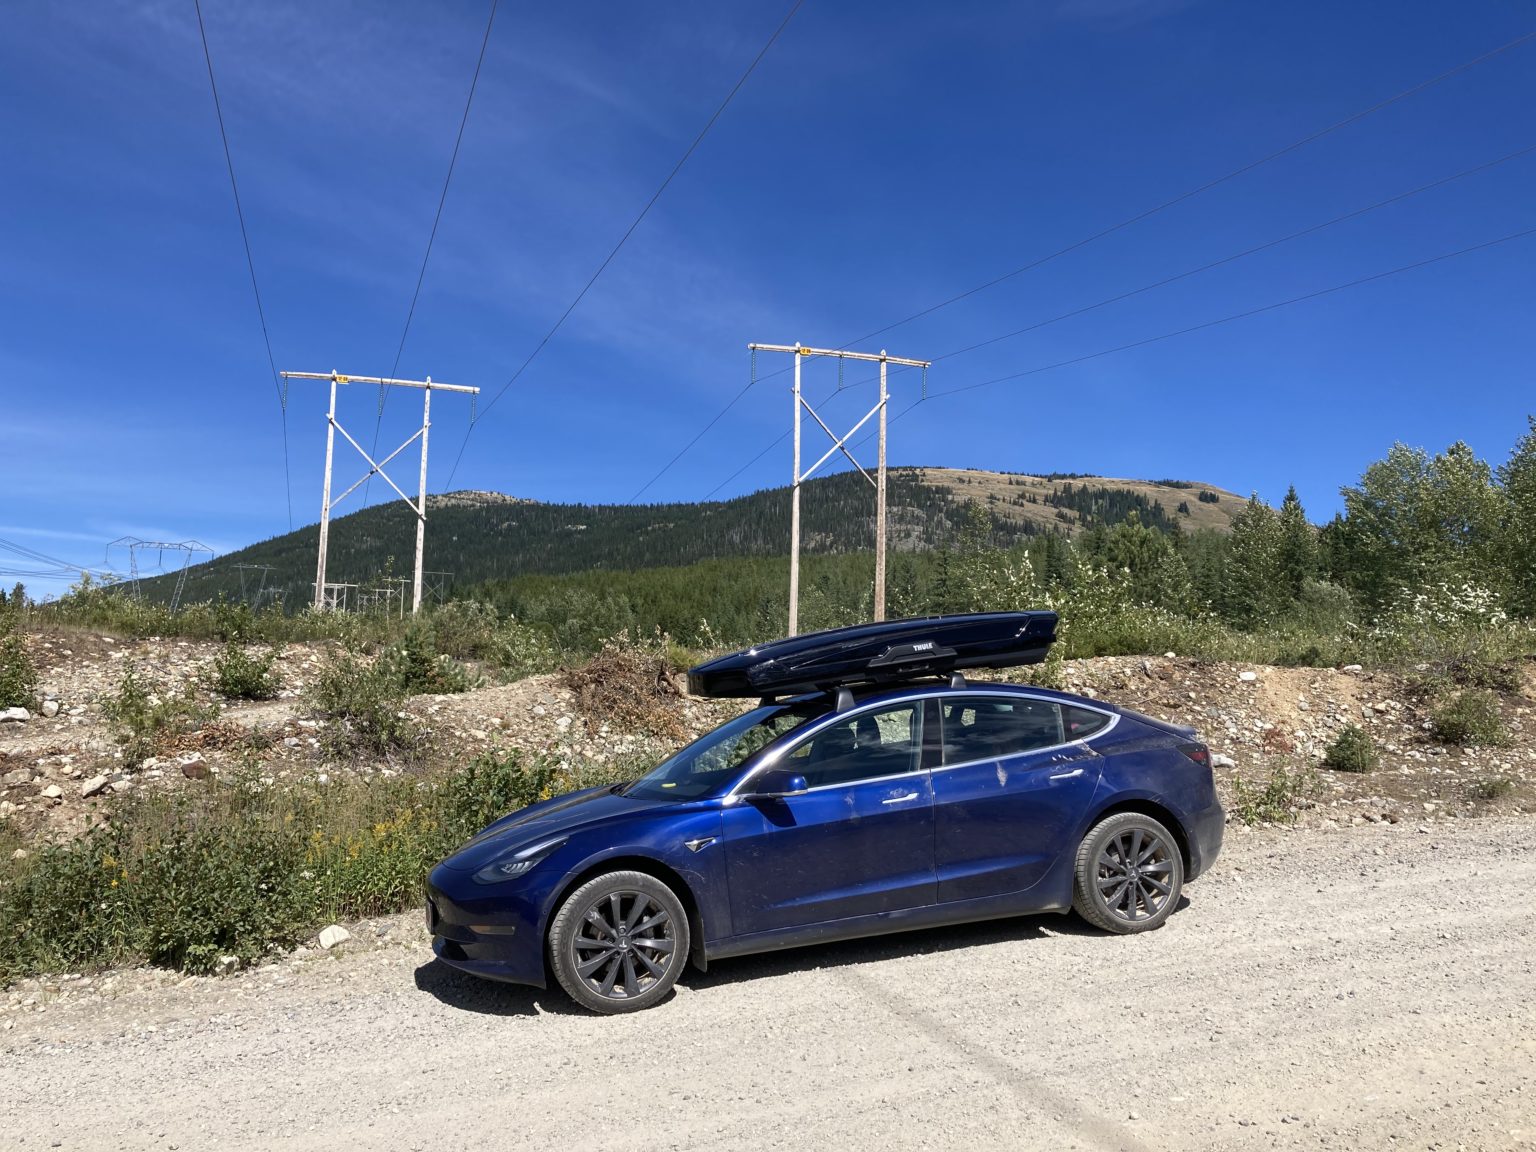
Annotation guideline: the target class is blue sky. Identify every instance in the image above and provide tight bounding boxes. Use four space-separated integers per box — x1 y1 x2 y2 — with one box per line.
2 0 1533 597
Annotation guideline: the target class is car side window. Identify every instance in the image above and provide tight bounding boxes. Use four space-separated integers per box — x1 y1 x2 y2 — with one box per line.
784 703 922 789
1063 704 1111 740
941 697 1065 764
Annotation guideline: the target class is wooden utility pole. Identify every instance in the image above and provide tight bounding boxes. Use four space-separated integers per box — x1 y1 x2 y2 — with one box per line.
282 370 480 615
747 343 930 636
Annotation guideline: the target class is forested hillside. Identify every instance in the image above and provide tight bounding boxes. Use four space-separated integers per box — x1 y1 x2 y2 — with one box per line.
138 467 1239 608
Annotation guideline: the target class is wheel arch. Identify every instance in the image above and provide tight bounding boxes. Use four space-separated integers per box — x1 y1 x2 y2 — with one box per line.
544 855 710 973
1086 797 1192 872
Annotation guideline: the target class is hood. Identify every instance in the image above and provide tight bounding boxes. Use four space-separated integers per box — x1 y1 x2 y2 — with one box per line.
435 785 675 873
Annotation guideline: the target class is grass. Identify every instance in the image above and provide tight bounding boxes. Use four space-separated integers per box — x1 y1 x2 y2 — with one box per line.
0 749 631 984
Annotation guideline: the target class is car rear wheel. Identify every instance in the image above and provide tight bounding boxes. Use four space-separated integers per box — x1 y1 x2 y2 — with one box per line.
1072 812 1184 934
548 871 690 1014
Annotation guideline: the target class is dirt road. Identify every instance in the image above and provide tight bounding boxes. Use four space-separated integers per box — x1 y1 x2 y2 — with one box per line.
4 819 1534 1152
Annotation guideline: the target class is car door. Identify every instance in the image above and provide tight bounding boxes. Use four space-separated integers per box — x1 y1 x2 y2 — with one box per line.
931 695 1106 903
720 700 936 936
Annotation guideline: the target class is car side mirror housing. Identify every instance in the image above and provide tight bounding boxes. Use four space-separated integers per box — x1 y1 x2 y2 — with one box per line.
747 767 808 799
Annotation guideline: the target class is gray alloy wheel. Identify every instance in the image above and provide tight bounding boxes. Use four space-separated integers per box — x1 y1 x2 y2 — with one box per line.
548 870 690 1015
1071 811 1185 934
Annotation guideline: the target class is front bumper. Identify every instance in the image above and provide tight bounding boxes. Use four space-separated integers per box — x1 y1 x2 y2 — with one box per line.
1184 798 1224 881
425 865 548 988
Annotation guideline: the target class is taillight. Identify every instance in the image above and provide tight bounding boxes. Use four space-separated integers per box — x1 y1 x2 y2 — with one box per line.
1178 742 1210 768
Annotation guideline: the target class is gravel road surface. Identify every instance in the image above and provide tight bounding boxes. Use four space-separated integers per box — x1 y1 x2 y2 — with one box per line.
4 819 1534 1152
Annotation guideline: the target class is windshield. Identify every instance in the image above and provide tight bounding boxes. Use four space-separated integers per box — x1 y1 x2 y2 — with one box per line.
622 703 826 801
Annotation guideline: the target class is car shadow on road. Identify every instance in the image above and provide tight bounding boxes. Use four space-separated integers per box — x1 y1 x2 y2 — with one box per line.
412 958 584 1017
415 901 1192 1014
678 904 1187 994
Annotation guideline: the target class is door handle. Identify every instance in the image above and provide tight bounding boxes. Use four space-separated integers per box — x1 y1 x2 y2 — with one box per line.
1048 768 1084 781
882 791 920 805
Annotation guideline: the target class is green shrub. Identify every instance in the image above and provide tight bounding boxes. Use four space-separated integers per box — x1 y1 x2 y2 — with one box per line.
101 665 220 767
377 629 480 695
1322 724 1379 774
1430 689 1510 747
210 641 281 701
1229 762 1313 825
308 650 418 758
0 619 38 710
439 749 562 844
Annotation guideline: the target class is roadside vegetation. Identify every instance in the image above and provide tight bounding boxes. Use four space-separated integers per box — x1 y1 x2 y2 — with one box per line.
0 750 635 984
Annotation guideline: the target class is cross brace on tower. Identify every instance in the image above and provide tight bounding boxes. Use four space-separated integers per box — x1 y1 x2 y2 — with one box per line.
747 343 931 637
281 370 480 615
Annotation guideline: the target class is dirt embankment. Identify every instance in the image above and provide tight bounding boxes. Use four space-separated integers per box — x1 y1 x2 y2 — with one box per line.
2 633 1531 843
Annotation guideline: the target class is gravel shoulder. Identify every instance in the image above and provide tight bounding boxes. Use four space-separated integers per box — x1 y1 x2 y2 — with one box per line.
4 818 1535 1152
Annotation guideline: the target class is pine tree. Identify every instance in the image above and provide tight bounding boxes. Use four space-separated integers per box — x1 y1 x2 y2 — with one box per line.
1222 495 1284 627
1276 486 1318 598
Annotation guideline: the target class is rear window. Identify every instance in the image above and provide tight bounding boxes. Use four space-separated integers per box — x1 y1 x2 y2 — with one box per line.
1064 705 1112 740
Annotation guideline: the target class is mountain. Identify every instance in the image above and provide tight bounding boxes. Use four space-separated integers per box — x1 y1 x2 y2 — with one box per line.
137 467 1242 607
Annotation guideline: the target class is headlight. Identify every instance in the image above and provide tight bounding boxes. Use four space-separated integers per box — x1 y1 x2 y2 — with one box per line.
471 837 567 884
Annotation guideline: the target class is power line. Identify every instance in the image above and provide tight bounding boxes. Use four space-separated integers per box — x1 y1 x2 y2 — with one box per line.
856 224 1536 442
442 0 806 489
700 145 1536 499
192 0 293 530
642 27 1536 497
364 0 500 506
833 140 1536 392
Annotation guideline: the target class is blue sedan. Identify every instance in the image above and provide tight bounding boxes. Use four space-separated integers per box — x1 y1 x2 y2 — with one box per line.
427 625 1223 1014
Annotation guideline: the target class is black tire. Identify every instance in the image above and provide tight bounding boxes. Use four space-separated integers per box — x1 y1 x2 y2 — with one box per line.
1071 811 1185 934
548 870 690 1014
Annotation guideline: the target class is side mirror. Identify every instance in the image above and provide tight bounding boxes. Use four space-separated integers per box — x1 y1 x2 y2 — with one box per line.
746 767 808 799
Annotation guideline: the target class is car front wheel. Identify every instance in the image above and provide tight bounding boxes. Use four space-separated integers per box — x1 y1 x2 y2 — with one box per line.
548 870 690 1014
1071 812 1185 934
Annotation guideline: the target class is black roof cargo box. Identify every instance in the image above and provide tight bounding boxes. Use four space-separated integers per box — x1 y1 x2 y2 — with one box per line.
686 611 1058 699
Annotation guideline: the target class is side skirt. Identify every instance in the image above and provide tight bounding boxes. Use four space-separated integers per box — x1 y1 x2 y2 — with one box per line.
704 888 1069 963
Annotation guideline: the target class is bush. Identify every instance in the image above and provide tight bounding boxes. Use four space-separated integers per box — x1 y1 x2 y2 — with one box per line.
1430 689 1510 747
307 650 418 758
1322 724 1378 774
210 641 281 701
1229 762 1312 825
0 619 37 710
377 629 480 696
101 665 220 767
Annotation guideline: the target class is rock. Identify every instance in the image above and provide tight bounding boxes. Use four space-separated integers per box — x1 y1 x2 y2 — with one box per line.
1238 671 1257 683
1212 753 1236 769
317 925 351 950
178 754 210 780
80 775 110 798
40 700 60 719
1341 664 1363 674
214 955 241 976
10 848 26 861
41 784 63 801
2 768 32 787
0 707 30 723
